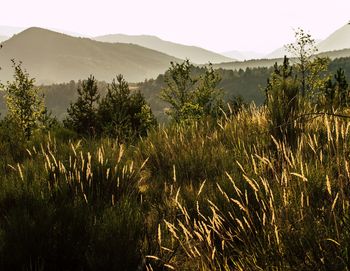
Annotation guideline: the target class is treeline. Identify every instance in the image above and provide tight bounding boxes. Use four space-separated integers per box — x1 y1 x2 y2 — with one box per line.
139 56 350 118
1 57 349 122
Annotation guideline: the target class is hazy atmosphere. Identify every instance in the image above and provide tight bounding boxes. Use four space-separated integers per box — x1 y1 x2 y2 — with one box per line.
2 0 350 53
2 0 350 270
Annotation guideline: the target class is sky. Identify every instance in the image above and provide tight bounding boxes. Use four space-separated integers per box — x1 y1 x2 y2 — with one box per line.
1 0 350 54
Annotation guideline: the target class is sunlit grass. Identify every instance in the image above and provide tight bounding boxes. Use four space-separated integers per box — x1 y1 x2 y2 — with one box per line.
0 106 349 270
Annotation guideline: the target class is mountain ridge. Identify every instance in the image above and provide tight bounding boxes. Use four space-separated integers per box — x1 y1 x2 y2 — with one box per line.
0 27 181 84
94 33 234 64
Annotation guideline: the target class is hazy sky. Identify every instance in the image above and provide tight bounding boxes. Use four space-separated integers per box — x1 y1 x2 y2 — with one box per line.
2 0 349 53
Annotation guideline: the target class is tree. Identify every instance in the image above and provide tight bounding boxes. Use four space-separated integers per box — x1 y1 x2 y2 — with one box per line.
285 28 318 97
160 60 197 122
98 74 156 141
323 68 349 111
4 60 45 139
334 68 349 108
265 56 299 146
195 64 223 118
160 60 223 123
64 75 100 137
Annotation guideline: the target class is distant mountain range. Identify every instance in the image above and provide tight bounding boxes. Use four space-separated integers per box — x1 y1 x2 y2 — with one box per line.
265 23 350 59
222 50 265 61
94 34 233 64
317 23 350 52
0 23 350 85
0 27 180 84
213 48 350 72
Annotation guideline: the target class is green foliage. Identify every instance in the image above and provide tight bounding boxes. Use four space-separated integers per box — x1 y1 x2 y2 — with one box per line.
194 64 223 117
4 60 45 139
64 75 100 137
0 135 147 270
98 74 156 142
265 57 300 146
160 60 223 123
0 117 28 169
1 104 350 270
3 33 350 271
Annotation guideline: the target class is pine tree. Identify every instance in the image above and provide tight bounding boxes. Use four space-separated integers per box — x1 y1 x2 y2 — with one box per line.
334 68 349 108
265 56 299 146
64 75 100 136
323 68 349 111
98 74 156 141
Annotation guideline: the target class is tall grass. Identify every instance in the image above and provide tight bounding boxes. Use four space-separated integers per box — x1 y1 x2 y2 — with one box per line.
0 106 349 270
146 109 350 270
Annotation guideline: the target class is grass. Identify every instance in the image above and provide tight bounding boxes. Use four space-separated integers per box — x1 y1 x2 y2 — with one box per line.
0 106 350 270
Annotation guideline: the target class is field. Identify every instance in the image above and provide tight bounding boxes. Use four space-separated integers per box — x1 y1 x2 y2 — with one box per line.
0 104 349 270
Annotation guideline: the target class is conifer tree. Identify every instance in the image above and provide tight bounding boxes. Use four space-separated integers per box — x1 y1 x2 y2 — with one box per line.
265 56 299 146
64 75 100 136
98 74 156 141
334 68 349 108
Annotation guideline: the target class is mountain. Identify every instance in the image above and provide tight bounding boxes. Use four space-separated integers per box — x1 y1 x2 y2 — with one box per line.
0 27 181 84
212 58 284 71
265 39 323 59
222 50 264 61
94 34 234 64
265 46 291 59
0 35 8 43
318 48 350 59
317 23 350 52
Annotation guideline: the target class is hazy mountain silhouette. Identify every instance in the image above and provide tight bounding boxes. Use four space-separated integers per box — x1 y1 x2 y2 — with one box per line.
265 47 291 59
266 23 350 59
317 23 350 52
0 35 8 43
94 34 234 64
0 27 181 84
222 50 264 61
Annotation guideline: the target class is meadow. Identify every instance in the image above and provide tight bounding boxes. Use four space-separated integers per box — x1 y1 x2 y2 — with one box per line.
0 103 349 270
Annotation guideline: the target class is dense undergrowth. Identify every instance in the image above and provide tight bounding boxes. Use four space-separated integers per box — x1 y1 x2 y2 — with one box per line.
0 105 349 270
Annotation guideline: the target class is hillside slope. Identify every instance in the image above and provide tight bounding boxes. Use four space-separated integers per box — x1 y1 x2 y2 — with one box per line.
317 23 350 52
94 34 233 64
0 35 8 43
0 27 181 84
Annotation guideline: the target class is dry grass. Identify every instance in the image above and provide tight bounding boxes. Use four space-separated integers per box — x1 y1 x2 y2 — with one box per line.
1 106 350 270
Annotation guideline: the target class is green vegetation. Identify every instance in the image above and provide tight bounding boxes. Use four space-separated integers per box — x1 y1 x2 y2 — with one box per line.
64 75 100 136
160 60 223 123
1 31 350 270
3 60 46 139
98 74 156 141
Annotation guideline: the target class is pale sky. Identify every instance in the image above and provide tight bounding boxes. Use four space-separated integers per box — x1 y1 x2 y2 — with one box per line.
1 0 349 54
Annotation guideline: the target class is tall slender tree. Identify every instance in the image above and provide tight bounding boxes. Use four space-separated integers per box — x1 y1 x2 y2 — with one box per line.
285 28 318 97
265 56 299 146
334 68 349 108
